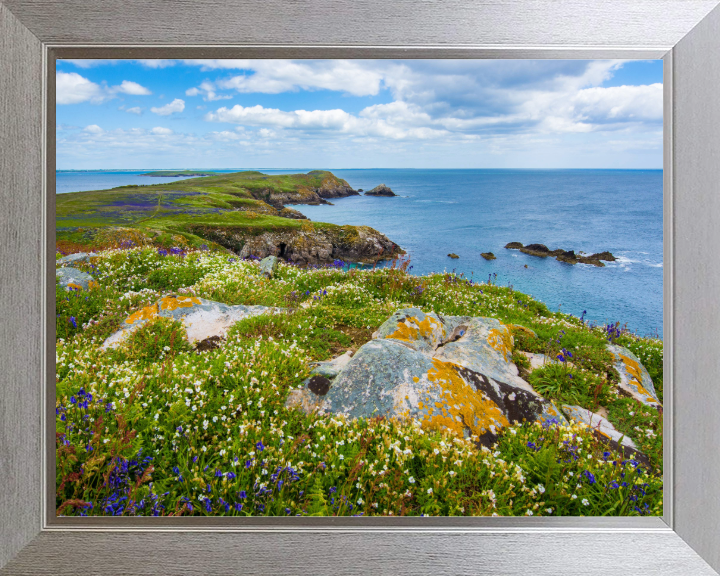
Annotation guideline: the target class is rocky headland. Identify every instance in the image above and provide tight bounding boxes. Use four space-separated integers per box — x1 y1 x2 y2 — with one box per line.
505 242 616 267
55 170 405 266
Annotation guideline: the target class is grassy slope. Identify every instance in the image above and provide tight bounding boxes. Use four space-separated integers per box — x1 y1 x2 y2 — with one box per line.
55 247 663 517
56 170 352 247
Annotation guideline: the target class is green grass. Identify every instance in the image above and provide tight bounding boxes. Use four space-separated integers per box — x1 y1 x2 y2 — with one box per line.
54 246 663 517
55 170 361 253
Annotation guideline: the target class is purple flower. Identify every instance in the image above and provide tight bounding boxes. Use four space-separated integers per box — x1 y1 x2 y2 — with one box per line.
256 441 265 452
70 316 77 329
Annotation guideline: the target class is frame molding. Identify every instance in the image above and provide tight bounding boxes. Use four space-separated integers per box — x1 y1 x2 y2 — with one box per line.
2 1 720 574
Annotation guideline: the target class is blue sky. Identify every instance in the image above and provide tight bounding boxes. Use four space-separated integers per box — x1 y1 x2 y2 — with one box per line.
56 59 663 169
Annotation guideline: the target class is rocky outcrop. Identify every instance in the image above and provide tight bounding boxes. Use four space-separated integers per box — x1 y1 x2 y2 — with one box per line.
448 253 459 259
562 405 650 466
102 295 279 349
481 252 496 260
56 267 97 291
188 224 403 265
505 242 615 267
57 252 96 267
364 184 396 197
258 256 279 278
288 308 565 445
607 344 661 407
251 174 359 209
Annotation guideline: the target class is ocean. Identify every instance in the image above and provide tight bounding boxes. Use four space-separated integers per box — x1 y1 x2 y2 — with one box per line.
56 168 663 337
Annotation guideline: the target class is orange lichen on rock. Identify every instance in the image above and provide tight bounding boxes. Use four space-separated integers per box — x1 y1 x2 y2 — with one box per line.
66 282 83 291
421 358 509 438
385 315 445 345
618 353 657 403
125 304 159 325
487 325 513 361
159 296 202 311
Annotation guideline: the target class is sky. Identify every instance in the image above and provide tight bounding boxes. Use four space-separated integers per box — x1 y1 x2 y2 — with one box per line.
55 59 663 170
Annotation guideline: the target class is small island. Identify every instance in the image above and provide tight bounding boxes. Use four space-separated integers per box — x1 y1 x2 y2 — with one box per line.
505 242 616 267
364 184 396 197
141 170 218 177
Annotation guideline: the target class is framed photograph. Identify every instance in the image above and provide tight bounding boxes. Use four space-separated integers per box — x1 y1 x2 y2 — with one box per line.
2 1 720 574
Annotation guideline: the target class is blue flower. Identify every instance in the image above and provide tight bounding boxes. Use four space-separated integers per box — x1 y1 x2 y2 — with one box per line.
256 441 265 452
239 491 247 499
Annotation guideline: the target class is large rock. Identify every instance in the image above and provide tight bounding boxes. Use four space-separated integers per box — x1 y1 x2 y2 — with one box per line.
189 224 403 266
291 308 558 444
285 351 355 415
102 296 278 349
320 338 555 446
56 267 97 291
258 255 279 278
364 184 396 197
607 344 661 407
562 405 650 466
56 252 96 267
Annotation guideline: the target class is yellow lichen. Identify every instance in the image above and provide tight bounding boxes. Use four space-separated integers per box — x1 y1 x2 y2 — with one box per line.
618 353 657 403
420 358 509 438
385 315 445 345
487 325 513 361
159 296 201 311
125 304 159 324
66 282 83 291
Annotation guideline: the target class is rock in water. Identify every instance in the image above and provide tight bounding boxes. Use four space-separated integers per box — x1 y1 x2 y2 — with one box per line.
56 267 97 291
607 344 661 407
448 253 460 259
505 242 524 249
259 255 279 278
102 296 279 349
364 184 396 197
296 307 559 445
562 405 650 466
481 252 496 260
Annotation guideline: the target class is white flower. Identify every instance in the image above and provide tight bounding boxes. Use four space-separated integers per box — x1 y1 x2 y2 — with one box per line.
537 484 545 494
546 508 553 514
582 498 590 506
357 498 364 505
408 476 415 484
526 510 534 516
571 494 578 500
427 488 433 495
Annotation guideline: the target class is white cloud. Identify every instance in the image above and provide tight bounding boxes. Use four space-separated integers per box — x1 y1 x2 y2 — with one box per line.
57 72 152 104
151 127 173 135
185 81 232 101
150 98 185 116
125 107 143 115
184 60 383 97
56 72 107 104
112 80 152 95
136 59 176 69
206 103 449 140
573 83 663 122
83 124 104 134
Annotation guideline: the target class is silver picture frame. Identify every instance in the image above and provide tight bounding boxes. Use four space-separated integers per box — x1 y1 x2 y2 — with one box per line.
1 0 720 573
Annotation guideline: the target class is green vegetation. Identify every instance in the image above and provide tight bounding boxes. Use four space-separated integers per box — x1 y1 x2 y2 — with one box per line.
55 244 663 517
56 170 355 253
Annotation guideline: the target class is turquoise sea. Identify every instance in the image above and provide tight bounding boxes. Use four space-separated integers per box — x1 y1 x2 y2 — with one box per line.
56 168 663 337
